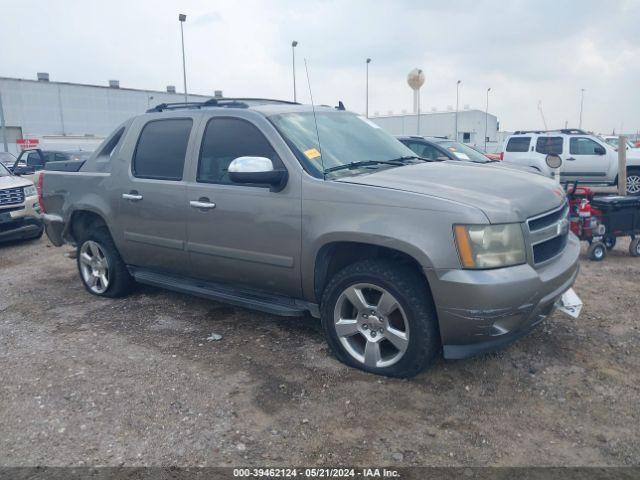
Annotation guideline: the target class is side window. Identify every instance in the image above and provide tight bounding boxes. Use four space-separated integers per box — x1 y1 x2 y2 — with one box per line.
197 117 280 185
570 137 601 155
26 152 43 167
506 137 531 152
404 142 443 160
54 153 69 162
133 118 192 181
97 127 125 160
535 136 563 155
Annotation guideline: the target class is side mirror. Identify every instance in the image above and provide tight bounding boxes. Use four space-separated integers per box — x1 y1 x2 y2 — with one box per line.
228 156 288 192
545 154 562 169
13 165 36 176
594 146 606 155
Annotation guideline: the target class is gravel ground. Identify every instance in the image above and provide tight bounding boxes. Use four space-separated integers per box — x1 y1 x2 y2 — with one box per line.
0 235 639 467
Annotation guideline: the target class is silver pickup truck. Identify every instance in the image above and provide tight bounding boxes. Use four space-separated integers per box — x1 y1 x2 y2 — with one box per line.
41 98 580 377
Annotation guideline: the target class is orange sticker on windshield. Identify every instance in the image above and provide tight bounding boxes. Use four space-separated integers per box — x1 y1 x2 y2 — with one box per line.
304 148 321 159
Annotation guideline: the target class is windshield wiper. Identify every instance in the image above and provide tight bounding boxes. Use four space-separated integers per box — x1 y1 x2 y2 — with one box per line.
324 156 428 174
324 160 404 174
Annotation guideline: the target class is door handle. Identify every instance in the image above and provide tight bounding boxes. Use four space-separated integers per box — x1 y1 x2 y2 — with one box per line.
190 200 216 210
122 193 143 201
566 157 576 161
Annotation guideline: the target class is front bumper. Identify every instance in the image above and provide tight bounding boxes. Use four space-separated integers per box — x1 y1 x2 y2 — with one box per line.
0 195 43 242
425 233 581 359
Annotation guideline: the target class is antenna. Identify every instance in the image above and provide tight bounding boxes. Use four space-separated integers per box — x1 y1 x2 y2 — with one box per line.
304 58 324 178
537 100 548 130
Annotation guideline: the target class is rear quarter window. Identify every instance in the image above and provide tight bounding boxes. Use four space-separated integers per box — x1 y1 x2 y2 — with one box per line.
506 137 531 152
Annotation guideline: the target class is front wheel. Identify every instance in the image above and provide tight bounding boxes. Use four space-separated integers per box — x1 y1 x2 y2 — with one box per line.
587 241 607 261
77 228 133 298
320 259 440 378
629 238 640 257
626 169 640 195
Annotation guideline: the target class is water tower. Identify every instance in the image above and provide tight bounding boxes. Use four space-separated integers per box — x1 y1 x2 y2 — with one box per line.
407 68 425 134
407 68 425 114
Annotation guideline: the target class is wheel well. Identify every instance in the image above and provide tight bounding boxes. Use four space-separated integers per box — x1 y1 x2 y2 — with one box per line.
68 210 109 244
314 242 427 301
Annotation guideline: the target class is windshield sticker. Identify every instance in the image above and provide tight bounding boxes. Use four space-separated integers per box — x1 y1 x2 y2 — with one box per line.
304 148 321 159
357 116 381 129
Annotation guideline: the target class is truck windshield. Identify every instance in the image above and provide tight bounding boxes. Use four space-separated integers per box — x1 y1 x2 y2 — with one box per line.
270 111 418 177
0 162 10 176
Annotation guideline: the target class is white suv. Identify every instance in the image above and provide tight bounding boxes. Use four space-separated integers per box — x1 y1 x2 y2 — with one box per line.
502 129 640 194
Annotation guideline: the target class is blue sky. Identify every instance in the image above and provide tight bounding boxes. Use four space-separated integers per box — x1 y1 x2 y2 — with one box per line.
1 0 638 133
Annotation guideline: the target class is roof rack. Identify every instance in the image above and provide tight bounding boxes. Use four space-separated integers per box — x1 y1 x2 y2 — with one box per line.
513 128 589 135
146 97 300 113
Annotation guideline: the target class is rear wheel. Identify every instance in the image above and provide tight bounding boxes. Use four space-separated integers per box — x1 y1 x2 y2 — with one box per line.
320 259 440 378
77 227 133 298
629 238 640 257
587 241 607 261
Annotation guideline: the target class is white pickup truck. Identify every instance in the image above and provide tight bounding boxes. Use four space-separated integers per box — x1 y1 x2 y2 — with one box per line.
502 129 640 194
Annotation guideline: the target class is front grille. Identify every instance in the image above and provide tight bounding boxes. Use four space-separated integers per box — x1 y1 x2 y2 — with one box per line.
0 187 25 206
527 202 569 265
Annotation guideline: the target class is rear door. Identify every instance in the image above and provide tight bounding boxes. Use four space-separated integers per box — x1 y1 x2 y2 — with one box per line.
564 137 610 183
533 136 564 178
115 116 196 275
184 114 302 297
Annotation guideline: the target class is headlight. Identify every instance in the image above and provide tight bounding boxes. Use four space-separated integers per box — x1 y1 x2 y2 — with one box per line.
23 185 37 197
454 223 526 269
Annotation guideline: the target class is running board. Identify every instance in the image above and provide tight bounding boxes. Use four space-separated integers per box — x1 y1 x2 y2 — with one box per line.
129 268 318 317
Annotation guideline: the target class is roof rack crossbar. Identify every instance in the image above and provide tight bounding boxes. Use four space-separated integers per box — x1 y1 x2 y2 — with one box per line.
146 97 300 113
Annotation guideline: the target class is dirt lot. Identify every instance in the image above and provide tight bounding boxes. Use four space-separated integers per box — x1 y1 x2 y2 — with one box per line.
1 235 639 467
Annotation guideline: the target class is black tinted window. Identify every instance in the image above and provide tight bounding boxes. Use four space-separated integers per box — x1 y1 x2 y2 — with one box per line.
198 118 279 185
403 141 444 160
570 137 601 155
133 119 192 180
536 137 563 155
27 152 44 167
506 137 531 152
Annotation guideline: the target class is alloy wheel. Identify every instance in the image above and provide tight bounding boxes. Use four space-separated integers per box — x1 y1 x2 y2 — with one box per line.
333 283 409 369
79 240 110 294
627 174 640 195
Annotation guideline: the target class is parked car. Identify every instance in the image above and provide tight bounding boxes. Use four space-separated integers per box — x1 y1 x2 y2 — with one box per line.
11 148 93 183
0 161 43 242
398 136 541 175
502 129 640 194
40 98 580 378
0 152 17 168
600 135 638 150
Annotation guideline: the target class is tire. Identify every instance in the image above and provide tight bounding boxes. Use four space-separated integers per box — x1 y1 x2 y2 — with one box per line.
587 241 607 261
320 259 440 378
603 234 617 251
76 227 133 298
630 238 640 257
626 168 640 196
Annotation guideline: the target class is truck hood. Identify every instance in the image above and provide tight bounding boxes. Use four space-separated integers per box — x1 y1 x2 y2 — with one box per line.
0 175 32 190
336 161 565 223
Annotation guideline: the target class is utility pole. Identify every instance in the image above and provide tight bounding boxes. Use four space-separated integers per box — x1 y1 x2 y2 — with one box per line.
484 87 491 152
292 41 298 102
365 58 371 117
578 88 585 129
455 80 461 141
179 14 188 103
0 89 8 152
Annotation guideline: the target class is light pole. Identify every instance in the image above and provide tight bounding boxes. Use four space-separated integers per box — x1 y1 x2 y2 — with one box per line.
578 88 585 129
0 89 8 152
366 58 371 117
455 80 461 141
484 87 491 151
178 14 188 103
292 41 298 102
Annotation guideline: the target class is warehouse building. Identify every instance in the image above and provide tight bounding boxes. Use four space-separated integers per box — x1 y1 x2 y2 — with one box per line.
0 73 214 154
371 109 500 151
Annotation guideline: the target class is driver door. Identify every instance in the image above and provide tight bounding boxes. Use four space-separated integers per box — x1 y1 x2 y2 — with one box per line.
564 137 608 183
